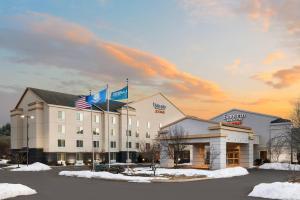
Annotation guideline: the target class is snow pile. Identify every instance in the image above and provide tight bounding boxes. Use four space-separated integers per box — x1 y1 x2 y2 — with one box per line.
249 182 300 200
259 163 300 171
11 162 51 171
110 162 137 166
126 167 248 178
0 159 9 165
0 183 37 199
59 171 167 183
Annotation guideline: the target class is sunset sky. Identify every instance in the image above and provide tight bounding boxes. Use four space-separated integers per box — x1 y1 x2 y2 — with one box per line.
1 0 300 124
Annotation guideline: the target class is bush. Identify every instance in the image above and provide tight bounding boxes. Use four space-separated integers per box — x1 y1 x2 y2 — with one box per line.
95 164 125 174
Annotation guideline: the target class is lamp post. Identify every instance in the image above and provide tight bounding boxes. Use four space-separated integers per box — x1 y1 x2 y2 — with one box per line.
20 115 34 166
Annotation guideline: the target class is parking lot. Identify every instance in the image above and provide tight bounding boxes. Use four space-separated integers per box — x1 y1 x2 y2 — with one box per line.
1 167 299 200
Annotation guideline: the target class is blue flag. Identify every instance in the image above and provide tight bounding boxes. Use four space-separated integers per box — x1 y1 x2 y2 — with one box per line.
86 88 107 105
111 86 128 100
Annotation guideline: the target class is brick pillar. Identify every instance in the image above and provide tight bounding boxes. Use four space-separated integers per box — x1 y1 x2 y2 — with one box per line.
210 137 226 170
192 144 205 168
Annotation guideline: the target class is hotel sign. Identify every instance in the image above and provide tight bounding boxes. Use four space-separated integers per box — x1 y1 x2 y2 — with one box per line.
224 113 246 125
153 102 166 114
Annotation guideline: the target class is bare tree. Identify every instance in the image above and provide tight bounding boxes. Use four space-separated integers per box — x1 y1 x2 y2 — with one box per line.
160 126 187 168
209 145 221 170
267 134 289 162
139 140 160 176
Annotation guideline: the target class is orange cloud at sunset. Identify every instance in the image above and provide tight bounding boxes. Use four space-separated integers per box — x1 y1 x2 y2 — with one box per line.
263 51 285 65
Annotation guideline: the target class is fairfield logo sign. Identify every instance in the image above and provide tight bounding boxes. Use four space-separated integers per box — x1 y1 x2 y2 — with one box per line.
224 113 246 125
153 102 166 114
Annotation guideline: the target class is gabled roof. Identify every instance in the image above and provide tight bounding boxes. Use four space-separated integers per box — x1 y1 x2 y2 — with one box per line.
15 87 127 112
161 115 218 130
128 92 185 116
211 108 280 120
270 118 292 124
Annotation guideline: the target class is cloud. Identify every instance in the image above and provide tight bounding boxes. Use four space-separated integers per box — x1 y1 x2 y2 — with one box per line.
252 65 300 88
0 12 226 100
263 51 285 65
225 59 241 75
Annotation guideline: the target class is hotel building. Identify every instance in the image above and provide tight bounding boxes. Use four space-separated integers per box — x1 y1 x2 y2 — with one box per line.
10 87 185 164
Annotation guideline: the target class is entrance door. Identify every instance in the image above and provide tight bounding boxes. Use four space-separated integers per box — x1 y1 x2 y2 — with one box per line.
227 144 240 166
260 151 267 160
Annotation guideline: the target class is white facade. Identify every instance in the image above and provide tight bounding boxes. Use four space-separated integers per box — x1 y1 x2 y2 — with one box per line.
212 109 293 162
10 88 185 164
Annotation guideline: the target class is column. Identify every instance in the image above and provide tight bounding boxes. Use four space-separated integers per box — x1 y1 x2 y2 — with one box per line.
240 140 254 168
210 137 226 170
160 141 174 168
192 144 205 168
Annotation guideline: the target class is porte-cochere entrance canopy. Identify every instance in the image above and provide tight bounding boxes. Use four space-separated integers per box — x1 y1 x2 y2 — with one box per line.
158 116 256 170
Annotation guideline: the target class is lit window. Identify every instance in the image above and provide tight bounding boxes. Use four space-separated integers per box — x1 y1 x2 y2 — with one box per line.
76 140 83 147
76 127 83 134
129 118 132 126
58 139 65 147
76 112 83 121
147 122 151 129
112 116 116 124
93 127 100 135
58 125 65 134
58 111 65 120
159 123 162 128
94 115 100 123
135 131 139 137
136 120 139 127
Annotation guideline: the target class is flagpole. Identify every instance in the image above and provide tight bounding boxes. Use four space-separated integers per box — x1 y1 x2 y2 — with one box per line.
90 90 95 171
126 78 129 168
107 84 110 168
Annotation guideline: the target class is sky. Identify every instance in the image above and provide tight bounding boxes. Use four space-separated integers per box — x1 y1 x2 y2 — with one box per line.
0 0 300 124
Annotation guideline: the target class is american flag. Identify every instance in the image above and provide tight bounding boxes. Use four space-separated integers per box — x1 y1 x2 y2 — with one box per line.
75 96 91 109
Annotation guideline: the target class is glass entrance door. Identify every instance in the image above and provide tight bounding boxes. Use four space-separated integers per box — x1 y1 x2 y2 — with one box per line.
227 144 240 166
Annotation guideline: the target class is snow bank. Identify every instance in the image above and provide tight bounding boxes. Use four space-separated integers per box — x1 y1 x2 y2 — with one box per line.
126 167 248 178
259 163 300 171
249 182 300 200
11 162 51 171
0 183 37 199
59 171 167 183
110 162 137 166
0 159 9 165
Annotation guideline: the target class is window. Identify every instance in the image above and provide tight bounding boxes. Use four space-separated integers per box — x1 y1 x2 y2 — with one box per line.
135 131 139 137
58 125 65 134
126 130 132 136
76 140 83 147
146 143 150 150
58 139 65 147
93 141 99 148
147 122 151 129
58 111 65 120
76 127 83 134
110 152 116 160
112 116 116 124
129 117 132 126
135 143 139 149
110 129 115 136
110 141 116 148
76 112 83 121
93 115 100 123
159 123 162 128
93 127 100 135
146 132 150 138
126 142 132 148
136 120 139 127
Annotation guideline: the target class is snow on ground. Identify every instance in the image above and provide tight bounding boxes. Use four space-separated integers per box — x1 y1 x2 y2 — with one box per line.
0 183 37 199
249 182 300 200
11 162 51 171
110 162 137 166
259 163 300 171
59 171 167 183
126 167 249 178
0 159 9 165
